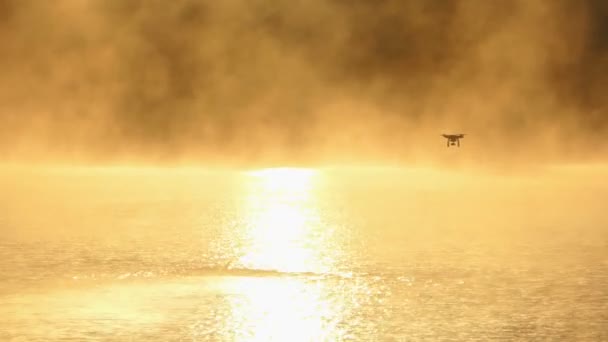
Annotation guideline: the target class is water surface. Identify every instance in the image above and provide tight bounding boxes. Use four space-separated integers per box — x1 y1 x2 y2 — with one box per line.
1 165 607 341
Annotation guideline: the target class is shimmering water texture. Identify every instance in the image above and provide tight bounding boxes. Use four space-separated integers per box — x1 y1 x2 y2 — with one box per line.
1 166 607 341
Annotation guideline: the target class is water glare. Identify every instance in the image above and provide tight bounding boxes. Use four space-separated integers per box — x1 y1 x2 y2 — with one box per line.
213 168 343 341
239 168 328 273
220 277 340 342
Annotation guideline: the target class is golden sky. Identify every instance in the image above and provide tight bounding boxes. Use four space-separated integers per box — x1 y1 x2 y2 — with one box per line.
0 0 607 166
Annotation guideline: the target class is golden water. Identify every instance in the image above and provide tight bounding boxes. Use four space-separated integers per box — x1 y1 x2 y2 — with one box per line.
1 165 607 341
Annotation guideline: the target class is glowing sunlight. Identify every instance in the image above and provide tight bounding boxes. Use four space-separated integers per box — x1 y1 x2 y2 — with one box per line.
221 277 342 341
222 168 342 340
239 168 326 273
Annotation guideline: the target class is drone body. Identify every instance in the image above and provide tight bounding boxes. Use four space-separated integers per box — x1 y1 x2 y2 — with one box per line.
442 134 465 147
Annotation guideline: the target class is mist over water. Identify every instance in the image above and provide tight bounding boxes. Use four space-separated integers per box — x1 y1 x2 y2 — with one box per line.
1 1 608 340
0 0 607 165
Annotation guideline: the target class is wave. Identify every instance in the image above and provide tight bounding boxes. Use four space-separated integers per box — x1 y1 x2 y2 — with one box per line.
177 266 346 279
68 264 354 283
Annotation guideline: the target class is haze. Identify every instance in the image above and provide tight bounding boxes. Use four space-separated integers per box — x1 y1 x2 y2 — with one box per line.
1 2 608 340
0 0 606 166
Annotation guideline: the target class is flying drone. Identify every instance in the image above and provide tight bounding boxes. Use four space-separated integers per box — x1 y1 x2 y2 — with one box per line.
441 134 465 147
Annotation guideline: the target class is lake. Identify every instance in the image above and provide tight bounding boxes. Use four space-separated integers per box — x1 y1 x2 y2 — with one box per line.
1 164 607 341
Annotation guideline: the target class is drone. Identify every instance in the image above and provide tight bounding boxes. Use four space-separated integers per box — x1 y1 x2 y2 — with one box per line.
442 134 465 147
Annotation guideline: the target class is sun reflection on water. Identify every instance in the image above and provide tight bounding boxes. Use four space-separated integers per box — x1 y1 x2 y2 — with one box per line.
221 168 345 341
239 168 328 273
221 277 344 342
